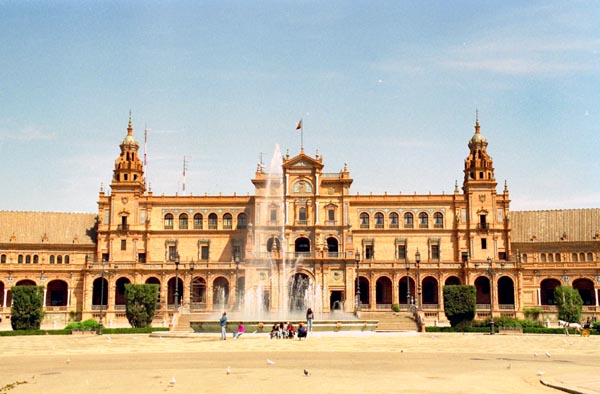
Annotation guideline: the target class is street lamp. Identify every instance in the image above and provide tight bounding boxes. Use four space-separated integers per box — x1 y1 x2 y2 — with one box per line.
234 255 240 310
189 259 195 310
405 258 411 307
174 254 180 311
355 251 361 312
486 256 495 335
415 249 421 310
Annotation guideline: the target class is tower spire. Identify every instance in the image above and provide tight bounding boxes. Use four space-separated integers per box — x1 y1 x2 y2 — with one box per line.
127 110 133 136
475 109 480 134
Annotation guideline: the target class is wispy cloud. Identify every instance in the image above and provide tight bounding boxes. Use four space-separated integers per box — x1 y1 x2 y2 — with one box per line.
0 126 56 141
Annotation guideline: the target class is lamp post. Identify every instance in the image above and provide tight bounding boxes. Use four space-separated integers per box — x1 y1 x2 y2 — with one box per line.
355 251 361 312
234 255 240 310
415 249 421 310
174 254 180 311
486 256 495 335
189 259 195 311
405 259 411 307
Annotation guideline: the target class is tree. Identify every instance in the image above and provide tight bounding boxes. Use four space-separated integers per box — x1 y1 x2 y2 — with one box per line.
11 286 44 330
554 286 583 323
125 284 159 328
443 285 476 328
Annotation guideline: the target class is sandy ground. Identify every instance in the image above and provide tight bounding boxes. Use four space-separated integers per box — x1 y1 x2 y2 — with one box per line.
0 331 598 394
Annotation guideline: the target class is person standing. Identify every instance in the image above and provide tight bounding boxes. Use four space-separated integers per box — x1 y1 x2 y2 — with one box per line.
219 312 227 340
306 308 314 332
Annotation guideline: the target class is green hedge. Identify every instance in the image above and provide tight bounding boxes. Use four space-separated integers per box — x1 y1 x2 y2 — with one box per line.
0 327 169 336
425 326 596 335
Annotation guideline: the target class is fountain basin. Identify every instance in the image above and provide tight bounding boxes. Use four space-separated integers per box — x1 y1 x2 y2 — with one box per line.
189 320 378 333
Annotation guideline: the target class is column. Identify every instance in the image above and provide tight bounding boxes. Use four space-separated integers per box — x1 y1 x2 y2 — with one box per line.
43 289 47 307
537 288 541 306
3 289 7 308
67 289 72 307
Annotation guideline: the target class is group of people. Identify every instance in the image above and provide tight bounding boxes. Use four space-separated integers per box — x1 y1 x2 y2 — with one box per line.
218 307 315 340
269 321 307 339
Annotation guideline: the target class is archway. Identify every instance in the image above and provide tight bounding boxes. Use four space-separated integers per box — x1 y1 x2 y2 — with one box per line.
357 276 369 307
266 236 280 252
399 277 416 304
295 237 310 254
573 278 596 306
115 277 131 307
540 278 561 305
46 280 68 307
92 277 108 307
212 277 230 308
445 276 461 286
145 277 161 305
167 277 185 307
474 276 491 305
376 276 393 307
0 282 4 307
15 279 36 286
497 276 515 306
422 276 439 305
326 237 339 257
190 277 207 306
288 273 311 312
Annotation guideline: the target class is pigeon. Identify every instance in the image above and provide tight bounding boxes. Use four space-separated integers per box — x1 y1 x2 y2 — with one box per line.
533 353 538 357
267 359 275 365
66 358 70 364
304 369 311 376
506 364 512 370
226 366 231 375
545 352 551 358
169 377 176 385
537 371 544 376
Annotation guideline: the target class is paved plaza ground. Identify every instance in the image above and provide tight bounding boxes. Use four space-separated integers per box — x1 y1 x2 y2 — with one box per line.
0 331 598 394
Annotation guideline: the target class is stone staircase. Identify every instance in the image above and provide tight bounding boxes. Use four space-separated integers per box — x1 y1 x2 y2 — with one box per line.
358 311 419 332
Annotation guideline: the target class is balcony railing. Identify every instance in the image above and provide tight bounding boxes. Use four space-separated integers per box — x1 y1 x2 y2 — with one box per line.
477 223 489 230
476 303 491 310
404 223 414 228
117 224 129 231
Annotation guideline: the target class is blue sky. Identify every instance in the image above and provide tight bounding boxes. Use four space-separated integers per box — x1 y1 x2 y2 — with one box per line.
1 0 599 213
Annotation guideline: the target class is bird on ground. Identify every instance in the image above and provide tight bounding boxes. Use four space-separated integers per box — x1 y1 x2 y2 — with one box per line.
304 369 311 376
169 377 176 385
66 358 70 364
226 366 231 375
267 359 275 365
545 352 551 358
533 353 538 357
506 364 512 370
537 371 544 376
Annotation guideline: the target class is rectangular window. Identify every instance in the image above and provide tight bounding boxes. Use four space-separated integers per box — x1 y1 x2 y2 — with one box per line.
328 209 335 221
461 252 469 263
497 208 503 222
102 253 109 262
140 209 146 224
431 245 440 260
104 209 110 224
168 245 177 261
138 253 146 263
498 251 506 260
365 245 374 260
232 245 241 261
201 245 209 260
398 245 406 260
481 238 487 250
121 240 126 251
270 209 277 221
461 208 467 222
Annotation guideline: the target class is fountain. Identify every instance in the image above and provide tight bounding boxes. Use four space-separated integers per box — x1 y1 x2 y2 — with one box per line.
181 145 376 334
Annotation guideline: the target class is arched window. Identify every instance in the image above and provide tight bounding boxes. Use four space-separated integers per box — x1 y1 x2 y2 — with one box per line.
587 252 593 262
193 213 203 229
179 213 188 229
389 212 399 228
434 212 444 228
164 213 174 229
360 213 369 228
25 255 31 264
293 180 313 193
374 213 384 228
18 255 23 264
57 255 63 264
555 253 561 262
237 213 247 229
49 255 55 264
33 255 39 264
223 213 233 230
1 254 6 264
572 253 578 262
541 253 547 262
418 212 428 228
208 213 218 229
404 213 414 228
64 255 70 264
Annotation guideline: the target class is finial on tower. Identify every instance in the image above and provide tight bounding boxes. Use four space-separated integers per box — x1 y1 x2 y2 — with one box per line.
504 180 509 193
127 110 133 136
454 180 459 193
475 109 480 134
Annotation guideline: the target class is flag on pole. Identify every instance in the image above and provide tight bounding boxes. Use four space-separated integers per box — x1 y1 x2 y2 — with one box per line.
296 119 303 131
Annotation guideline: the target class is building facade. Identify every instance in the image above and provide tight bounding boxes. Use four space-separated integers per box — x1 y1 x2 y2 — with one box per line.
0 116 598 328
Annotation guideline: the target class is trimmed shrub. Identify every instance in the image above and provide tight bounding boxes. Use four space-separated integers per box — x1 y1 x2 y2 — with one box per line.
125 283 159 328
10 286 44 330
65 319 99 331
523 307 542 321
392 304 400 312
443 285 476 328
554 286 583 323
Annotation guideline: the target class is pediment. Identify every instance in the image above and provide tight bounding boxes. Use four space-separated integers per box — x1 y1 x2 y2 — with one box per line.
283 153 324 170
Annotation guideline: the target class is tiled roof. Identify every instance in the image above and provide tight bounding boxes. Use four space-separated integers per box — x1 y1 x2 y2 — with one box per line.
511 209 600 243
0 211 97 245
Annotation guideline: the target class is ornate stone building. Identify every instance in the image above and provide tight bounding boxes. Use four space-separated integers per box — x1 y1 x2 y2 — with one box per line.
0 115 598 328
